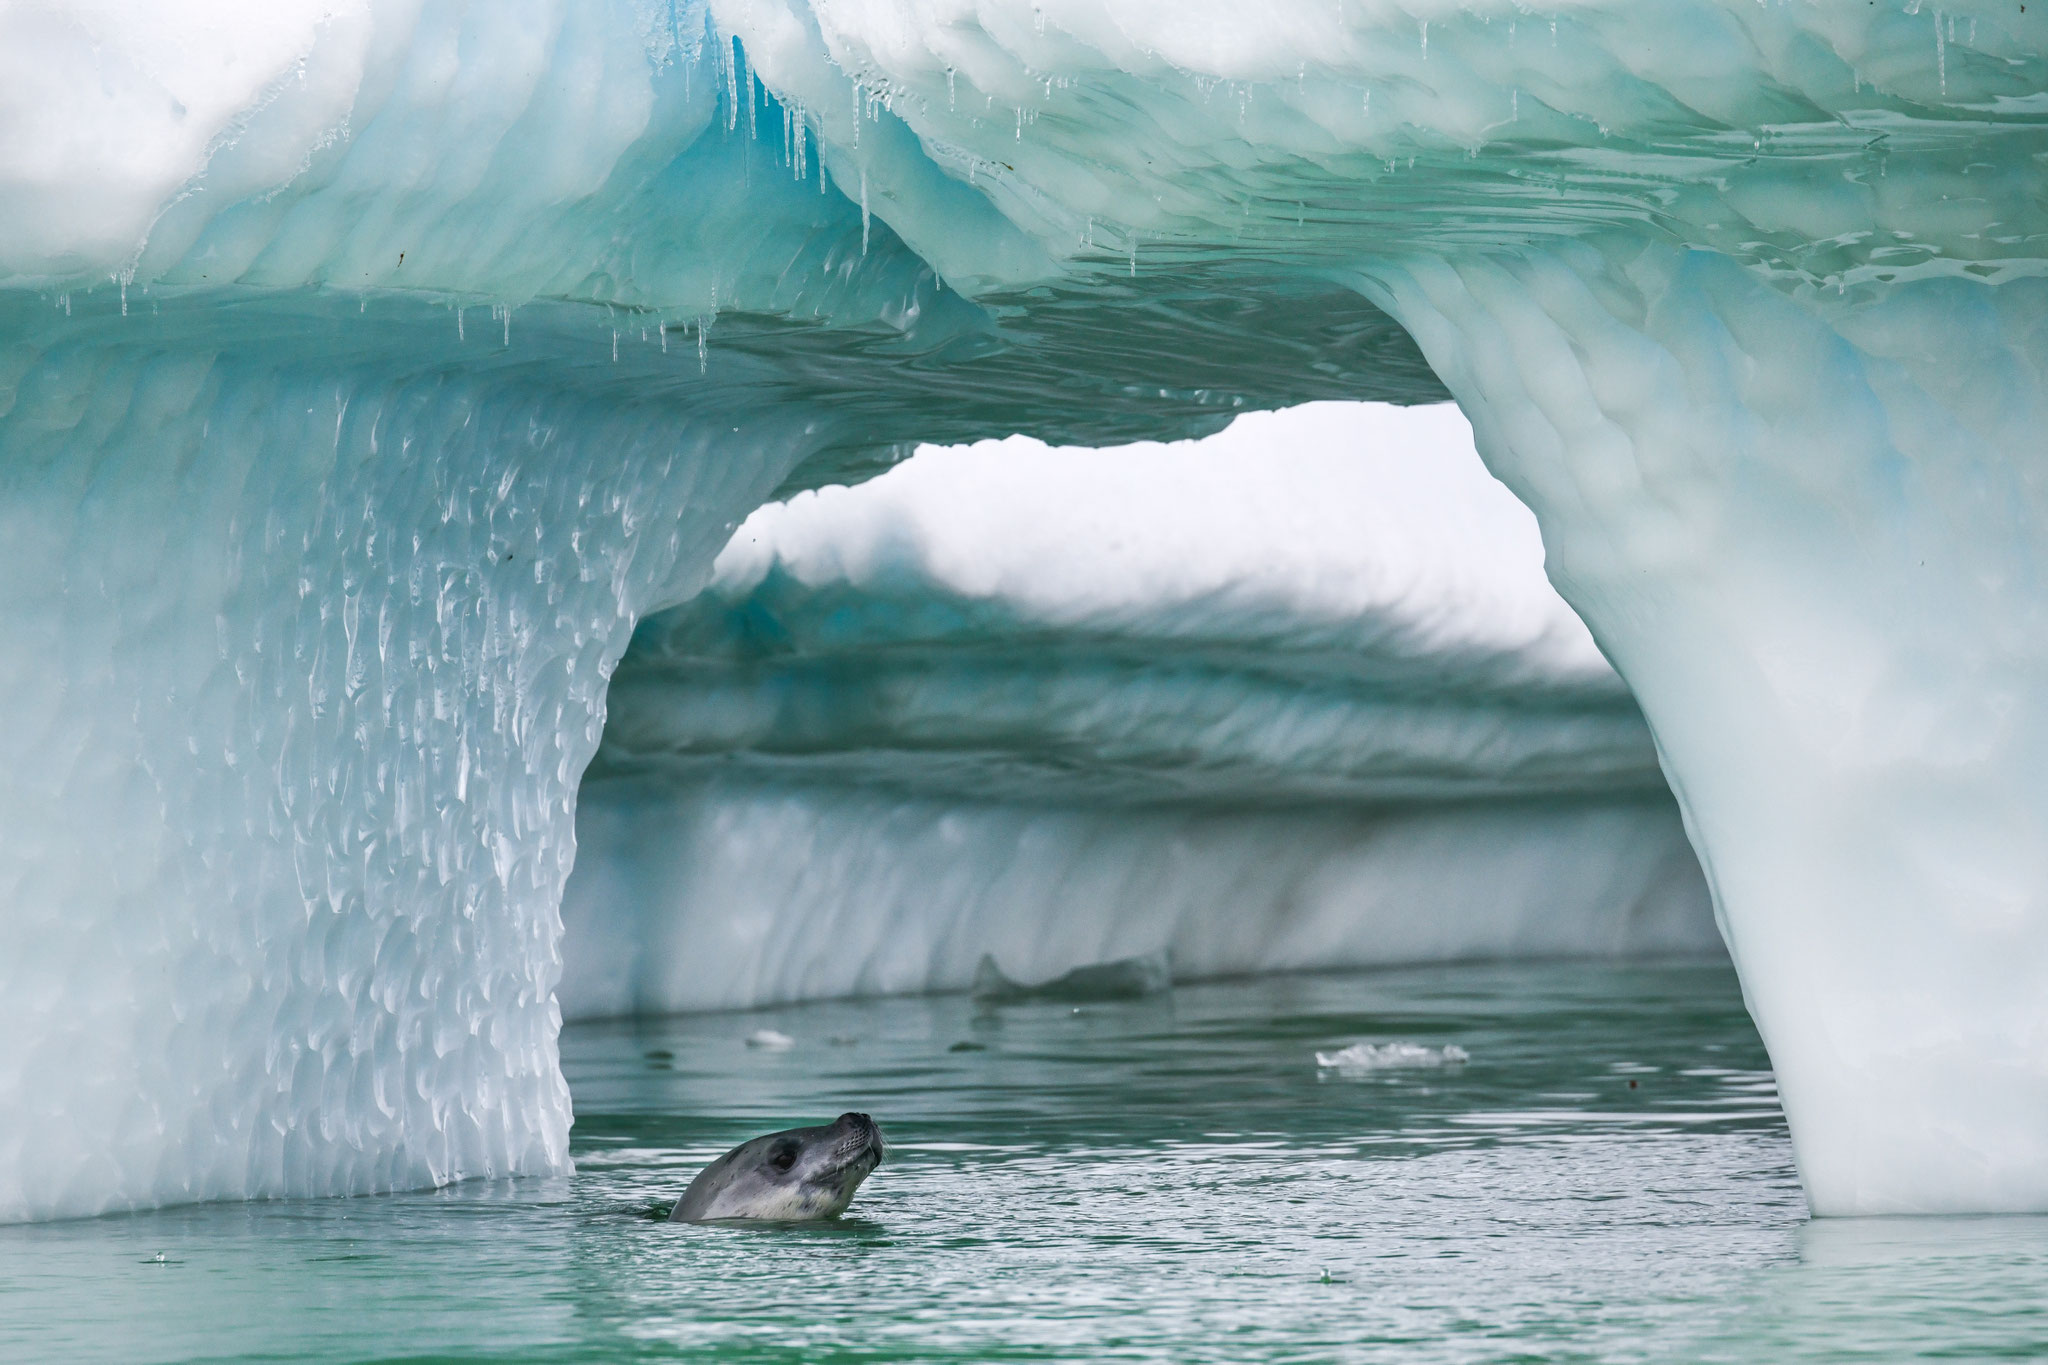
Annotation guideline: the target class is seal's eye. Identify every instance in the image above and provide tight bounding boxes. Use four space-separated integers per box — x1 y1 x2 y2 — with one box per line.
770 1143 799 1172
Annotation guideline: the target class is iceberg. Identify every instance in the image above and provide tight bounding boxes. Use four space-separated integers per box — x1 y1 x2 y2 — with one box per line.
558 402 1714 1016
598 403 1660 808
0 0 2040 1218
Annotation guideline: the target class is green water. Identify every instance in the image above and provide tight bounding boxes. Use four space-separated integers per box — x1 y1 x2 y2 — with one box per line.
4 960 2045 1362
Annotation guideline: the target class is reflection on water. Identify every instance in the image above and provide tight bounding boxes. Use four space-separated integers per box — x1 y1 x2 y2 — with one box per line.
1 960 2044 1362
1699 1216 2048 1363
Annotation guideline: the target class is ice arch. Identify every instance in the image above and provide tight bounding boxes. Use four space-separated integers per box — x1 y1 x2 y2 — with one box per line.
0 0 2042 1218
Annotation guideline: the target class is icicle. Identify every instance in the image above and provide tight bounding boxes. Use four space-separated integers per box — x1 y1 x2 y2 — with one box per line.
725 36 739 132
1128 239 1137 277
851 83 861 147
697 317 710 374
457 308 465 342
861 168 871 254
1510 87 1518 120
1420 20 1428 60
740 40 756 142
947 67 956 109
1935 10 1946 95
612 330 619 363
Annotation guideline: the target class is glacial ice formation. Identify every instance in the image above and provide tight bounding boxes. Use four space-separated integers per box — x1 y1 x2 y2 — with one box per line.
0 304 829 1221
0 0 2042 1218
597 403 1660 808
561 402 1715 1016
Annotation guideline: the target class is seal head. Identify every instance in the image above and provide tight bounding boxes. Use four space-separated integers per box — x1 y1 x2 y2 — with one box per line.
669 1112 886 1223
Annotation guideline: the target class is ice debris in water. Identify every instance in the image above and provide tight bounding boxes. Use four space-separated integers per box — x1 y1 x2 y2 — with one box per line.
745 1029 797 1050
1315 1042 1470 1072
972 950 1172 1003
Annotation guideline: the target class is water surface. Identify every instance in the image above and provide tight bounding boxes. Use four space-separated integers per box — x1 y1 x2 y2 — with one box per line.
4 960 2044 1362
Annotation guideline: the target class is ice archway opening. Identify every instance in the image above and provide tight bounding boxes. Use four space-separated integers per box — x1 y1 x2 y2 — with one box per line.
557 400 1721 1019
0 0 2041 1221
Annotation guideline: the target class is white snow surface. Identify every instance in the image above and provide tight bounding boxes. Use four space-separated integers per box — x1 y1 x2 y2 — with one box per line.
711 402 1608 683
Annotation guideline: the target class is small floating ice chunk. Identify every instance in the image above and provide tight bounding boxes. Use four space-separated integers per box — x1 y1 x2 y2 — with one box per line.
1315 1041 1469 1071
745 1029 796 1050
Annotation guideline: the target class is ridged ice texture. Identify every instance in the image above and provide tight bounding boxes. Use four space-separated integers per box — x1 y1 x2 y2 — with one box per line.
1377 251 2048 1215
0 328 817 1223
719 0 2043 287
561 781 1713 1017
0 0 2043 1222
570 401 1712 1017
600 401 1666 805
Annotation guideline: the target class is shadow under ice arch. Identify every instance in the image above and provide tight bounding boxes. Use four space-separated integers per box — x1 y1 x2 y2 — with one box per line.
0 0 2041 1219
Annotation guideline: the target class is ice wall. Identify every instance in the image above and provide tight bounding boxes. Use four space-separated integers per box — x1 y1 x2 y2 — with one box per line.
712 0 2048 1214
0 299 831 1221
1386 251 2048 1216
563 402 1715 1017
564 785 1711 1015
0 0 2041 1219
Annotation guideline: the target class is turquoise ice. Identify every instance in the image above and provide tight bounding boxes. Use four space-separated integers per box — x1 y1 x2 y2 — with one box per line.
0 0 2042 1220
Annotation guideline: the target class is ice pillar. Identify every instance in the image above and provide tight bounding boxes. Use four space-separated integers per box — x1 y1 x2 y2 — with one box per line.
1371 242 2048 1214
0 325 816 1222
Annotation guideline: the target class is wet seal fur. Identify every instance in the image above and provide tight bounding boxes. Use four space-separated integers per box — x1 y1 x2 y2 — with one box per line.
670 1112 886 1223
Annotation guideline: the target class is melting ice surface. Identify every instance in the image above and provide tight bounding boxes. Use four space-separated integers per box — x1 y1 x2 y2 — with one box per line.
562 402 1713 1017
0 0 2044 1224
4 961 2048 1363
